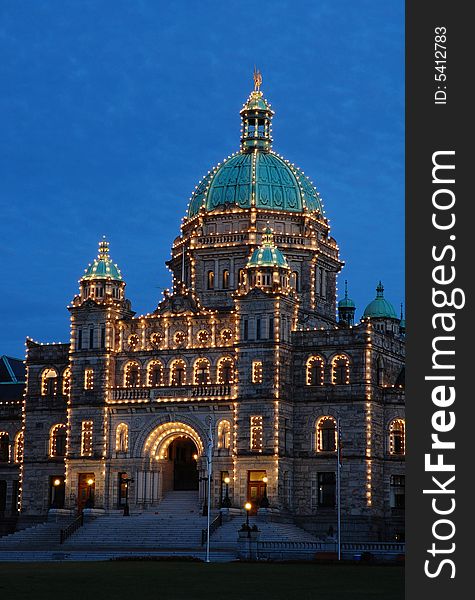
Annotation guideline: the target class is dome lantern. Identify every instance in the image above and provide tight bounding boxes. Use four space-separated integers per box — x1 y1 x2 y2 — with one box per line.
240 69 274 153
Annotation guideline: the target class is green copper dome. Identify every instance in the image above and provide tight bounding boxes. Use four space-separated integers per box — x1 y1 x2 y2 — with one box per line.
247 227 289 269
187 151 324 218
363 282 397 319
81 239 123 282
186 79 324 219
338 281 355 309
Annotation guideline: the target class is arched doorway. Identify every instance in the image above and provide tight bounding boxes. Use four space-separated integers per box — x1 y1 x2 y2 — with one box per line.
139 421 205 503
168 437 199 490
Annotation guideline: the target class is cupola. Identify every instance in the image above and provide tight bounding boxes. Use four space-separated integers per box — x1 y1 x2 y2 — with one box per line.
79 238 125 303
338 280 356 326
242 226 291 293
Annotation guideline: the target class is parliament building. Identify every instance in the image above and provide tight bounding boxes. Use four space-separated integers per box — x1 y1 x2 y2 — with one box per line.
1 77 405 541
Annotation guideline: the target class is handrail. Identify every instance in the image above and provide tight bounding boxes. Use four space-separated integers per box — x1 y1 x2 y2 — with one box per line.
59 513 84 544
201 512 223 546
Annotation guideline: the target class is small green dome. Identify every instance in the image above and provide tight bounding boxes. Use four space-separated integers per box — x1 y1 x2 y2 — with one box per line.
81 239 123 282
339 297 355 309
363 282 398 319
247 227 289 269
338 281 355 308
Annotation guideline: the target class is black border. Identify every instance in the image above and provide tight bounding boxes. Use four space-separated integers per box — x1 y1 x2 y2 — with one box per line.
406 2 471 596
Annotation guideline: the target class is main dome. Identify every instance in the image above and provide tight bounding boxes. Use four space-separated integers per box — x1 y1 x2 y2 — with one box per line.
186 76 324 220
187 151 324 218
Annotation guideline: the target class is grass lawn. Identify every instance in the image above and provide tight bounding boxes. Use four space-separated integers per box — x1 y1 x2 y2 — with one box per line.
1 561 403 600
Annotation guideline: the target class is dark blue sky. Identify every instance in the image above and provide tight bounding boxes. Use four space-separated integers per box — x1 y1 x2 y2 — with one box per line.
0 1 404 358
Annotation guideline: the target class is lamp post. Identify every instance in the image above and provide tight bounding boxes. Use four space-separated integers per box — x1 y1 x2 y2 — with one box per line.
85 478 94 509
123 477 134 516
244 502 252 537
52 478 61 508
222 476 231 508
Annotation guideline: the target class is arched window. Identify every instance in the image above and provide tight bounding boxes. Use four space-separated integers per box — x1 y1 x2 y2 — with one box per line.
316 416 337 452
291 271 299 291
41 368 58 396
207 270 215 290
124 362 140 387
147 361 164 387
306 356 324 386
222 269 230 289
50 424 67 457
170 359 186 386
389 419 405 455
238 269 245 286
331 354 350 385
217 420 231 449
14 431 24 463
194 358 211 385
0 432 10 462
115 423 129 453
62 367 71 396
217 357 234 384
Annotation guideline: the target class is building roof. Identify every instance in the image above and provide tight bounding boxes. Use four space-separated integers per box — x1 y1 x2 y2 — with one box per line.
247 227 289 269
0 355 26 402
363 282 398 319
81 238 123 282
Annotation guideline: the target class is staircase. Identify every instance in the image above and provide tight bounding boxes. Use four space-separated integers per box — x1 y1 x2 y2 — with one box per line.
0 521 65 550
0 493 319 562
63 491 210 549
210 515 320 549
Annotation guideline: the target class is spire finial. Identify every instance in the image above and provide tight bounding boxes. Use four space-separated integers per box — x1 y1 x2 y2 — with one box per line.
98 237 110 260
400 302 404 319
253 67 262 91
344 280 348 298
376 281 384 297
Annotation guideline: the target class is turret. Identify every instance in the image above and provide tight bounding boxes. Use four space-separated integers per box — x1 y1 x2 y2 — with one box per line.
338 280 356 326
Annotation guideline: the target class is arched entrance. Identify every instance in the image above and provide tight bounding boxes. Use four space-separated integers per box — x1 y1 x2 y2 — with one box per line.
168 437 199 490
139 421 205 504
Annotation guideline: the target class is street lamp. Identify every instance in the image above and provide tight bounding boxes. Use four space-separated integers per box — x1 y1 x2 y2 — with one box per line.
85 478 94 509
123 477 134 516
222 476 231 508
244 501 252 535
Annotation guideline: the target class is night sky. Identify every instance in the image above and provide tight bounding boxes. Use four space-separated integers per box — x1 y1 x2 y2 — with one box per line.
0 1 404 358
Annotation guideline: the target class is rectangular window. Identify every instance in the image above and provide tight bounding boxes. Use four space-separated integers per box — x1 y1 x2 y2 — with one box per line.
250 416 263 452
89 328 94 349
318 472 336 507
268 317 274 339
84 369 94 390
100 326 106 349
81 421 93 457
390 475 405 509
252 361 263 384
256 318 261 340
243 319 248 341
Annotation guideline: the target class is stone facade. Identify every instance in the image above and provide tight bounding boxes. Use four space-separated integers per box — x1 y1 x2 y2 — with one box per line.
13 81 405 542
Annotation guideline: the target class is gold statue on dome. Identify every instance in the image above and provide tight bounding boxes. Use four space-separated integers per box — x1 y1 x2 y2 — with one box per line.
253 67 262 91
